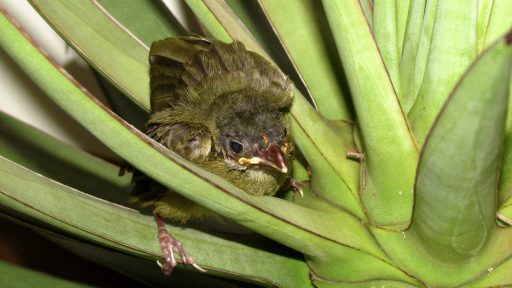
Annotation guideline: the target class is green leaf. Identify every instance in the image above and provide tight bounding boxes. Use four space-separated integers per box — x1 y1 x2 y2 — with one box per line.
29 0 151 110
95 0 185 47
258 0 352 121
223 0 308 101
408 1 479 144
322 0 419 228
290 103 363 219
313 280 418 288
359 0 373 28
499 123 512 207
43 232 253 288
0 155 311 287
395 0 410 59
0 260 91 288
465 252 512 287
373 1 402 100
477 0 494 53
0 111 131 204
373 227 512 286
410 31 512 259
399 0 430 112
483 0 512 49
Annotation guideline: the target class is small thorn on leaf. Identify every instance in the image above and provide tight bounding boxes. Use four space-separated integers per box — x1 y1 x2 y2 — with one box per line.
347 151 365 161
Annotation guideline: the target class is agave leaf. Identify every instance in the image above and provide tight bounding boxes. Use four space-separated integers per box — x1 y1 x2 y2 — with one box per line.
89 0 184 127
499 125 512 207
291 120 364 219
399 0 431 113
223 0 309 101
95 0 185 46
358 0 373 28
313 280 418 288
322 0 419 228
0 111 131 204
373 1 402 99
0 9 385 267
0 260 91 288
465 251 512 288
395 0 410 59
493 0 512 208
483 0 512 49
410 32 512 259
258 0 352 121
1 212 245 288
94 74 149 129
29 0 151 110
46 233 251 288
0 155 311 287
477 0 494 53
408 0 479 144
373 227 512 286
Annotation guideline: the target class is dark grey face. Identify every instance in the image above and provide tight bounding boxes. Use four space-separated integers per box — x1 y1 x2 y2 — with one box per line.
217 107 287 159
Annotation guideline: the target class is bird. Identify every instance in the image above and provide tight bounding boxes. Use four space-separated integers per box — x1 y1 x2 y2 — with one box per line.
131 36 300 275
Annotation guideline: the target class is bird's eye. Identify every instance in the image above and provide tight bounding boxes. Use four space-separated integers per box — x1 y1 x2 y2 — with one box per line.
229 141 243 153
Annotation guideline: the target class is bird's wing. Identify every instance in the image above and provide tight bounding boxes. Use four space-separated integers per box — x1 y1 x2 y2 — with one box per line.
149 36 212 111
149 36 293 112
146 121 212 163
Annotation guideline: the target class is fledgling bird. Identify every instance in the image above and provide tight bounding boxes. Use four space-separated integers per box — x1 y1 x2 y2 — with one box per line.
133 36 300 274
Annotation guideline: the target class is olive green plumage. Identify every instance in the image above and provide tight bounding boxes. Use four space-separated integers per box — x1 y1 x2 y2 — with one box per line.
134 36 294 222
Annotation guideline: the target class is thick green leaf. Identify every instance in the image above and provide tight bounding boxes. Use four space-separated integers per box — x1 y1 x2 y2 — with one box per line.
89 0 184 126
373 1 402 100
477 0 494 53
0 260 91 288
0 111 131 204
258 0 352 121
313 280 418 288
0 155 310 287
408 1 479 144
465 250 512 287
410 32 512 259
499 125 512 207
483 0 512 49
29 0 151 110
399 0 429 112
395 0 410 59
291 119 364 219
492 0 512 208
223 0 310 104
322 0 419 228
45 233 252 288
95 0 185 47
358 0 373 28
373 227 512 286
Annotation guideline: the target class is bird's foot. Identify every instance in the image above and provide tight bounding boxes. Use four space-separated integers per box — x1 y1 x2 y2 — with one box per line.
283 178 304 197
154 213 207 275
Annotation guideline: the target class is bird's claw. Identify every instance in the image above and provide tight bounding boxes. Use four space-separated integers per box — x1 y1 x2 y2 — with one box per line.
289 178 304 197
155 213 207 275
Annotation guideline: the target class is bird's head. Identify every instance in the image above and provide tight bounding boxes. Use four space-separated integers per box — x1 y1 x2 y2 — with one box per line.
216 101 292 174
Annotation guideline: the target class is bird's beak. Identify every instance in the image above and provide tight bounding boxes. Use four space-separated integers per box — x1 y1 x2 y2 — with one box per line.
238 144 288 173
